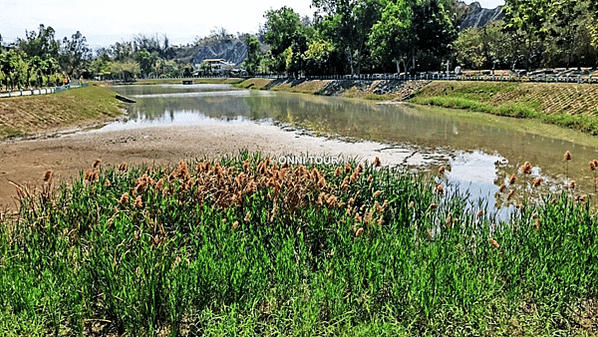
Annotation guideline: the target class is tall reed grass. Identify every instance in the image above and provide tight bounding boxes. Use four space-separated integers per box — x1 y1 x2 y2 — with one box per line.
0 151 597 336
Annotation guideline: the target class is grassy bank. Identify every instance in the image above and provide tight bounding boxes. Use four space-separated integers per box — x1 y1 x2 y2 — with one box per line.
0 84 123 139
1 152 597 336
412 81 598 135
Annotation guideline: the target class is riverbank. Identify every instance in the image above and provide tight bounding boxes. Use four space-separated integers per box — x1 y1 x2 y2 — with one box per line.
2 152 597 336
0 83 123 139
236 78 598 136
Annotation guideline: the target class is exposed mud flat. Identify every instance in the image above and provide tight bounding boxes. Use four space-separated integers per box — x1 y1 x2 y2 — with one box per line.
0 123 444 211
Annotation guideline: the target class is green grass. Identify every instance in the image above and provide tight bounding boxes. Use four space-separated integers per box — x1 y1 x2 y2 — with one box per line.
1 151 597 335
0 83 123 139
412 81 598 135
235 78 273 90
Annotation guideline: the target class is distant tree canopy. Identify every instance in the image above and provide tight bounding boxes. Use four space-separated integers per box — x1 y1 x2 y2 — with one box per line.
3 0 596 90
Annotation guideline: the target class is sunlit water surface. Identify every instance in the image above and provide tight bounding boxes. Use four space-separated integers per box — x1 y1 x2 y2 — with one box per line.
107 84 598 219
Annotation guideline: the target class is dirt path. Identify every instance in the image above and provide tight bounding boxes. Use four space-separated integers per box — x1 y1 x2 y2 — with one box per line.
0 123 436 211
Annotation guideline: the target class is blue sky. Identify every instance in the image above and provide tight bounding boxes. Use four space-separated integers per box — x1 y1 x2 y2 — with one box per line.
0 0 505 50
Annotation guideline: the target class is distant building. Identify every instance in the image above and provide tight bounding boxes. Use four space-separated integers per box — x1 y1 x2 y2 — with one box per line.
195 59 237 76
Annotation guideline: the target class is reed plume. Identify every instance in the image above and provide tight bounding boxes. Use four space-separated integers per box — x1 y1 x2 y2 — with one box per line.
564 151 571 179
373 190 382 198
507 190 515 201
119 192 129 204
520 162 532 175
438 166 446 175
104 179 110 187
118 162 127 172
498 184 506 192
93 159 101 169
476 210 483 218
509 174 516 185
334 167 342 177
569 180 576 190
532 177 543 187
344 163 352 173
534 218 541 231
436 185 444 195
373 157 381 167
232 221 239 230
355 227 364 237
43 170 53 182
445 212 452 229
134 196 143 208
488 238 500 248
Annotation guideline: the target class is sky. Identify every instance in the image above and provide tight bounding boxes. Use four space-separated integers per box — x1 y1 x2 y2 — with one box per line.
1 0 505 51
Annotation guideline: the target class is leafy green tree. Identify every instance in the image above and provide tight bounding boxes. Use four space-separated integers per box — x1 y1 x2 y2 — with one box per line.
263 6 308 74
134 49 158 78
0 49 29 90
59 31 91 78
313 0 387 75
18 24 60 60
199 61 212 75
368 0 413 73
303 38 338 75
242 35 262 75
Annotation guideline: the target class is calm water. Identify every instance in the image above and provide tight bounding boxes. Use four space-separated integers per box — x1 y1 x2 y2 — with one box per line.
109 84 598 217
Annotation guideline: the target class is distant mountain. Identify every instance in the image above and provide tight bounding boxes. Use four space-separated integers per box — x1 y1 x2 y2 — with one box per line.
458 1 505 30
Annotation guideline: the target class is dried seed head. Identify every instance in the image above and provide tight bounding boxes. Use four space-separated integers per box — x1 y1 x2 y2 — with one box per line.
445 212 452 228
409 201 415 209
118 162 127 172
550 197 558 204
427 228 433 239
590 161 596 171
509 174 517 185
120 192 129 204
476 210 483 218
334 167 342 177
488 238 500 248
532 177 543 187
344 163 352 173
436 185 444 195
232 221 239 230
93 159 102 168
534 218 541 230
367 175 373 184
498 184 506 192
569 180 576 189
373 190 382 198
564 151 571 161
576 195 587 202
594 160 598 168
43 170 53 182
104 179 111 187
429 203 438 209
438 165 446 175
507 190 515 201
355 213 362 223
134 196 143 208
355 227 364 237
520 162 532 175
373 157 381 167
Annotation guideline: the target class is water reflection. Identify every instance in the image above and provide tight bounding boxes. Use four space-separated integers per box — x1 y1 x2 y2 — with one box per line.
109 84 598 213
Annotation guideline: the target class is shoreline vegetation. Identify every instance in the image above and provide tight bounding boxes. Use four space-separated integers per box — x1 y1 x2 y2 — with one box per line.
1 152 597 335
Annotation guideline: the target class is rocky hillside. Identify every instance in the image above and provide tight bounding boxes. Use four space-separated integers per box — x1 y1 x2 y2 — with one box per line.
171 37 248 67
458 1 505 30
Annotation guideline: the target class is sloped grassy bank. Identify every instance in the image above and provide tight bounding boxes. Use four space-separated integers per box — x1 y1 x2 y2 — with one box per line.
1 152 597 336
412 81 598 136
0 84 123 139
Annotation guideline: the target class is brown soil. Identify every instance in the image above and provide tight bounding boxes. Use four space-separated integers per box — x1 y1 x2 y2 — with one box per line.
0 123 429 212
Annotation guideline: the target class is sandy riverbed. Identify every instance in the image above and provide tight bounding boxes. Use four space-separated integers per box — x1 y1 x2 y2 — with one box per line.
0 123 438 211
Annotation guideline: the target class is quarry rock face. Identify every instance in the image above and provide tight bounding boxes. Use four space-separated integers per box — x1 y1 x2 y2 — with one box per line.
191 39 248 67
459 2 505 30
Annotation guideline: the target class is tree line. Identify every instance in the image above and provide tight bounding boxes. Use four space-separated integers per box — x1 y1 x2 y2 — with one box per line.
3 0 597 90
244 0 598 76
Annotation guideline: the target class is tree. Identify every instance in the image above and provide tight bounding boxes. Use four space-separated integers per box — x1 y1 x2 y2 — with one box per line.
18 24 60 60
134 49 158 78
312 0 387 75
263 6 307 74
303 38 338 75
59 31 91 78
368 0 413 73
242 35 263 75
0 49 29 90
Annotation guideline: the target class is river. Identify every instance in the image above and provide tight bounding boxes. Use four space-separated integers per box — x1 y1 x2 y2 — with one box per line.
108 83 598 218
